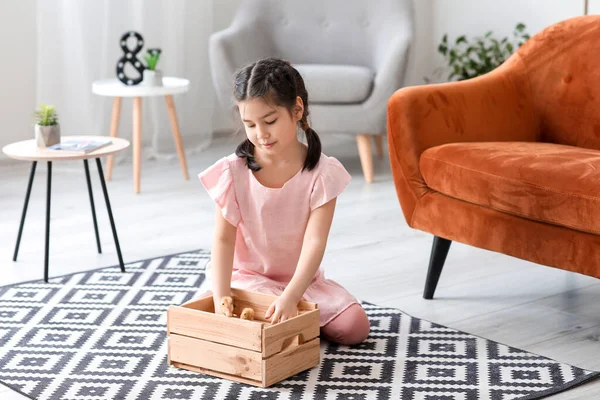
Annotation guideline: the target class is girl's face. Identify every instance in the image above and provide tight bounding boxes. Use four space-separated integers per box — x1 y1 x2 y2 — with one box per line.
238 97 303 155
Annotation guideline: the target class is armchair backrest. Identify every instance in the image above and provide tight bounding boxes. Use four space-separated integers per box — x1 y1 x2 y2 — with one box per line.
517 15 600 150
232 0 413 70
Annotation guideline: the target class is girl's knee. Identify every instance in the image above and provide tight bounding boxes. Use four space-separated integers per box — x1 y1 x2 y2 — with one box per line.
345 305 370 345
322 304 370 346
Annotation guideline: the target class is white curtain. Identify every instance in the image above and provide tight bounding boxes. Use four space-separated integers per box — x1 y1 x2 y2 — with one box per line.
36 0 214 159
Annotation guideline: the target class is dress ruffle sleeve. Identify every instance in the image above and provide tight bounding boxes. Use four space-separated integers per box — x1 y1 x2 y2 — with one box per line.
198 157 241 227
309 157 352 211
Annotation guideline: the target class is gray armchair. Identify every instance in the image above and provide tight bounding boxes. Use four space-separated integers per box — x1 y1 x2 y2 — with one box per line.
209 0 414 182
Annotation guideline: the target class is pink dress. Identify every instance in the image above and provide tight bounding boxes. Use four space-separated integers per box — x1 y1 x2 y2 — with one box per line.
199 153 359 326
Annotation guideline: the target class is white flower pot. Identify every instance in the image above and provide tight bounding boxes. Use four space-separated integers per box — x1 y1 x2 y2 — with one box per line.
35 124 61 147
142 69 163 86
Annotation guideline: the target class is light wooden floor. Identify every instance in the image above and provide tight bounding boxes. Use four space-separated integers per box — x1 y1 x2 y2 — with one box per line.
1 134 599 399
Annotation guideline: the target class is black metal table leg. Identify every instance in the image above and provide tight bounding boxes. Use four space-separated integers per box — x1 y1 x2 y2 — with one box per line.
84 159 102 253
95 158 125 272
44 161 52 283
13 161 37 261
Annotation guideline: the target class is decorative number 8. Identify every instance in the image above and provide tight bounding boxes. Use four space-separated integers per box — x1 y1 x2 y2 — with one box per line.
116 31 146 86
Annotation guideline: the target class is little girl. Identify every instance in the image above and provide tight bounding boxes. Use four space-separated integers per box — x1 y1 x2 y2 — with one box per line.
198 58 370 345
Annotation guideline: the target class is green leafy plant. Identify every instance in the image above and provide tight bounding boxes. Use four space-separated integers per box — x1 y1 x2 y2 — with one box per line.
34 104 58 126
144 48 162 70
426 23 530 83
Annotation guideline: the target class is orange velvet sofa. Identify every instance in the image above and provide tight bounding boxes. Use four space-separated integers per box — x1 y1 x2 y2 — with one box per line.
387 16 600 299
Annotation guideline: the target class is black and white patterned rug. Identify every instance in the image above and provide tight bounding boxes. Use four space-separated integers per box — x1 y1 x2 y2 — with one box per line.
0 250 598 400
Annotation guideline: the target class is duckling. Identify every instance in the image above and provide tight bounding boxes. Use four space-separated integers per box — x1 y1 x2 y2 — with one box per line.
220 296 234 317
240 307 255 321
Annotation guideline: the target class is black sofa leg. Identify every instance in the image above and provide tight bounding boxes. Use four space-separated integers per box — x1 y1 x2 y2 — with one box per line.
423 236 452 300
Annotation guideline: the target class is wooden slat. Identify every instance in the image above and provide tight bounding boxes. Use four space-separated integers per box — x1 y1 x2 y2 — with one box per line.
232 298 270 322
232 288 317 311
263 338 320 387
169 334 263 381
262 309 320 358
230 289 276 316
166 306 172 365
182 295 214 313
166 306 171 336
167 305 262 351
172 361 264 387
167 331 172 365
298 300 318 311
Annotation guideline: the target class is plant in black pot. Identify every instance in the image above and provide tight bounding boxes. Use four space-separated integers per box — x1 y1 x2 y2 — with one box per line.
425 23 530 83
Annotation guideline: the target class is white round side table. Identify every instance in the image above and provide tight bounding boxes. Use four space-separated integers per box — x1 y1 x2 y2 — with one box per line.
2 136 130 282
92 77 190 193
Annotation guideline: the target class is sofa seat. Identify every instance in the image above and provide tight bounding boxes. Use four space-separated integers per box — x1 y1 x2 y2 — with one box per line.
420 141 600 235
294 64 373 104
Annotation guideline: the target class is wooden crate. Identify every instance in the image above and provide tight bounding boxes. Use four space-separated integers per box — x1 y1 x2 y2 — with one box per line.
167 288 320 387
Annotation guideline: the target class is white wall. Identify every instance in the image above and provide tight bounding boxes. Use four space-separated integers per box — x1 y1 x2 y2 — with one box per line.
0 1 36 153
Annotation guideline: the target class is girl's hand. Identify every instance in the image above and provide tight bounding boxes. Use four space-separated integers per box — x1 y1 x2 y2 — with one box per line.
265 294 298 324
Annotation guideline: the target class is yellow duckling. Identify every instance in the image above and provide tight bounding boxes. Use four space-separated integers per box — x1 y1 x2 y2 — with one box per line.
240 307 255 321
220 296 234 317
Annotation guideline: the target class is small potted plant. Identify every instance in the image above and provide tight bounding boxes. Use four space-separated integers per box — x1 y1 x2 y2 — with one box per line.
142 48 163 86
34 104 60 147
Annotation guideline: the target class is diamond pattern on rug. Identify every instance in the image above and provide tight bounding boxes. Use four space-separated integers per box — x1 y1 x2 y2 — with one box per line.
17 326 94 349
141 381 222 400
60 287 128 305
327 336 398 358
0 328 19 348
112 308 166 327
319 359 395 383
78 270 143 286
0 287 59 303
73 353 153 376
0 376 52 399
40 306 112 326
92 329 163 351
0 305 41 324
51 378 136 400
0 350 75 375
0 250 598 400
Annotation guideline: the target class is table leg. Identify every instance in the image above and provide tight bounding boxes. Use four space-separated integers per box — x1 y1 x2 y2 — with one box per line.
133 97 142 193
44 161 52 282
106 97 122 181
165 95 189 180
13 161 37 261
96 158 125 272
84 159 102 254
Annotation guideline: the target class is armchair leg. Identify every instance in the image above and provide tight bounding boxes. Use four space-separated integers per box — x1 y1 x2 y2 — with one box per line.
423 236 452 299
373 134 384 158
356 134 374 183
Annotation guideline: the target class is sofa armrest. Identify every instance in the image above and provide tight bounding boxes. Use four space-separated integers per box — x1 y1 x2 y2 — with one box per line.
365 34 412 110
361 2 414 125
387 54 540 224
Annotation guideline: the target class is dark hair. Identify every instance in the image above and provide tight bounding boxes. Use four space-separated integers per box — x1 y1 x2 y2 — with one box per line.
233 57 321 171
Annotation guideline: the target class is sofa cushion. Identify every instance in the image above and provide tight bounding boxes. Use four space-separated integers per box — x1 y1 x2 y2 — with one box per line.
420 142 600 235
293 64 373 104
